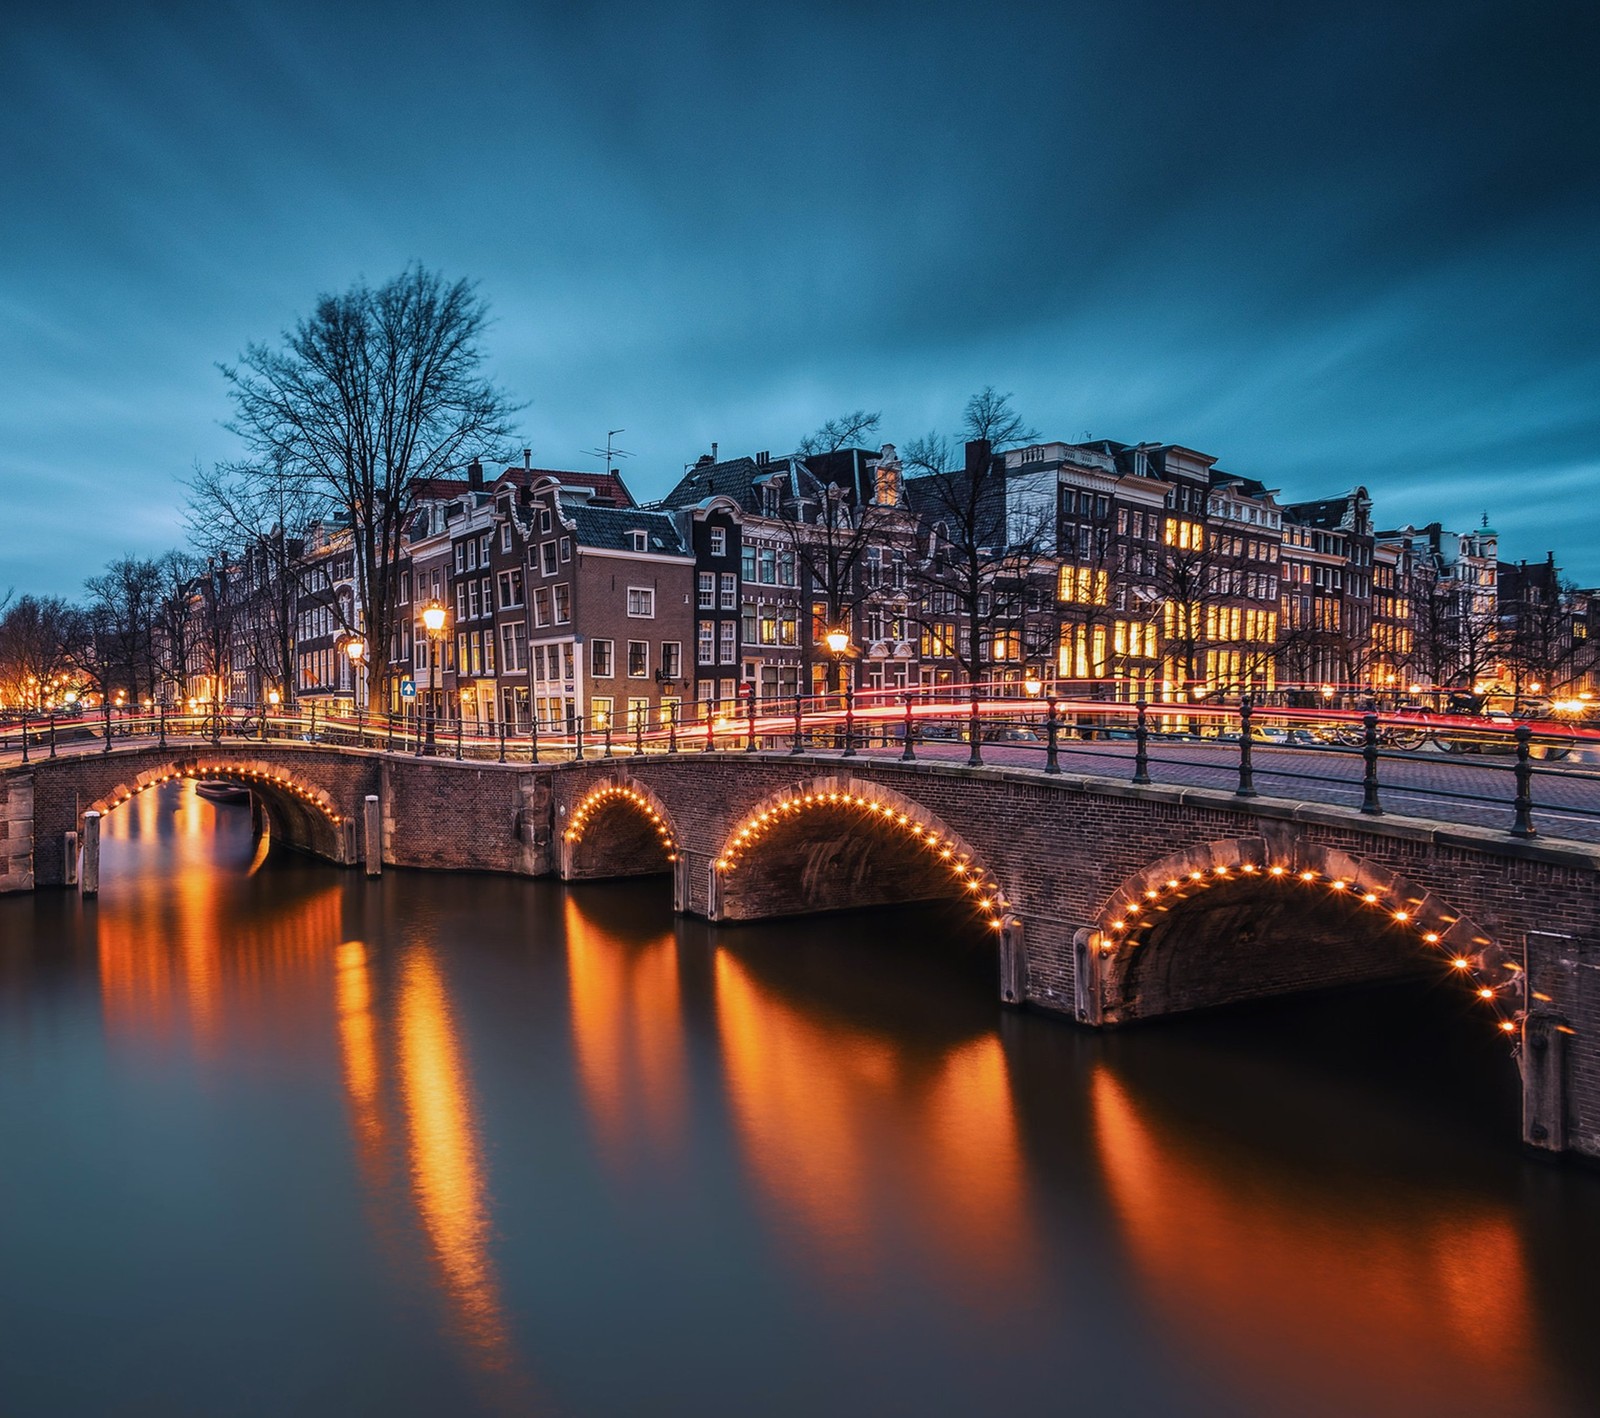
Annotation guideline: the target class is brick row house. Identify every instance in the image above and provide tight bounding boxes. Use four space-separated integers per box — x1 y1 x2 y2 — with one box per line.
203 433 1593 725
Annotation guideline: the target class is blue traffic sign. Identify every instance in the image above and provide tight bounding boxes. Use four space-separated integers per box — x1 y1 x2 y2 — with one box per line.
400 679 417 699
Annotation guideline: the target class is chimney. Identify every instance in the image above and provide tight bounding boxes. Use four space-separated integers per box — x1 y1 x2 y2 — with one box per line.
711 442 718 463
523 448 531 470
964 438 992 475
468 458 484 491
756 450 769 467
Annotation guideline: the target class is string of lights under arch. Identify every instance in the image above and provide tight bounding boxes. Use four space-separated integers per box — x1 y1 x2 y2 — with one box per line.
84 760 344 828
562 780 679 861
1092 841 1529 1041
711 779 1009 929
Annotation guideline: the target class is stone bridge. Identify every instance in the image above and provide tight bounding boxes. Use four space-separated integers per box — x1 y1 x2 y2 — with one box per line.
3 742 1596 1159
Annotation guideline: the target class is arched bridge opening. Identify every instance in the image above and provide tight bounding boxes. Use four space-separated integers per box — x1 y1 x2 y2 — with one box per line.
85 760 348 866
561 780 678 882
1080 838 1516 1041
708 779 1007 931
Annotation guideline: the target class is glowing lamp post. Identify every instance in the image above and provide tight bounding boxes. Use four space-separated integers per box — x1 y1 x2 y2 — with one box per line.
421 600 448 756
824 627 855 756
345 636 367 737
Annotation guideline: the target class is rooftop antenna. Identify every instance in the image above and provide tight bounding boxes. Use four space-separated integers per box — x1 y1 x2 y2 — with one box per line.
582 429 632 478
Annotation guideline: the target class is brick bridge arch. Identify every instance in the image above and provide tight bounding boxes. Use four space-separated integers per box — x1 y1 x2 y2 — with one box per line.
559 774 681 881
80 755 349 864
705 775 1004 929
1077 836 1513 1033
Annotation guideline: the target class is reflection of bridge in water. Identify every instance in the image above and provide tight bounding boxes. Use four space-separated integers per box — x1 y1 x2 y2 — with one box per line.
4 735 1597 1160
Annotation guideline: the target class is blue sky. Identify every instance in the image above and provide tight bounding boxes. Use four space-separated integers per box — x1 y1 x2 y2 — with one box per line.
3 0 1597 596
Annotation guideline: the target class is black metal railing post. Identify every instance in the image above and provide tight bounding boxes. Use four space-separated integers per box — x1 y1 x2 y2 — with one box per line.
1133 697 1151 784
842 682 857 758
1511 724 1537 838
704 711 715 753
603 719 613 758
1044 696 1061 774
1236 696 1258 798
791 695 803 755
967 687 983 768
530 709 540 764
20 712 29 764
745 692 757 753
158 703 167 750
48 712 57 759
1361 710 1383 815
667 703 678 756
900 694 916 762
575 718 585 761
455 715 463 761
499 718 507 763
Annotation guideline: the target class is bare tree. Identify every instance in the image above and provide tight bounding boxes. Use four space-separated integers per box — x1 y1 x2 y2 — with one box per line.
0 595 79 709
902 389 1045 690
220 266 520 704
185 457 310 707
82 556 162 706
1500 569 1597 701
768 412 906 669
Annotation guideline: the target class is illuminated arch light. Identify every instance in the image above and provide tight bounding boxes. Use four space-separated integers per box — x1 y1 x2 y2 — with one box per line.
713 790 1005 925
563 785 678 856
92 763 343 827
1095 861 1522 1040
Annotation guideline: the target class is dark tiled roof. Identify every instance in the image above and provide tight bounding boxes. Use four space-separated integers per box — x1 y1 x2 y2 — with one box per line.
659 456 770 511
569 505 688 556
489 466 636 508
658 449 880 513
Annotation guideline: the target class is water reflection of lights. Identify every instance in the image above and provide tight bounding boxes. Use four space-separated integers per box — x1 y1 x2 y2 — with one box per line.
564 895 687 1169
396 946 516 1372
1090 1066 1555 1416
96 785 337 1055
712 949 1035 1298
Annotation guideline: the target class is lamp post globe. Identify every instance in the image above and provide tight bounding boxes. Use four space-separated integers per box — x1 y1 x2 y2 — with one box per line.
421 601 447 755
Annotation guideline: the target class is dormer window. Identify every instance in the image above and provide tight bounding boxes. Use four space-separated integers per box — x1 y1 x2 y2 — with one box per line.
630 530 648 553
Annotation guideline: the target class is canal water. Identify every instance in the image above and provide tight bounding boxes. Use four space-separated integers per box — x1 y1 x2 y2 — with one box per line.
2 782 1599 1418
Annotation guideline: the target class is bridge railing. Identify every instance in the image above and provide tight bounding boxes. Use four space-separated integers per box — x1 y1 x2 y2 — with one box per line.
7 690 1600 844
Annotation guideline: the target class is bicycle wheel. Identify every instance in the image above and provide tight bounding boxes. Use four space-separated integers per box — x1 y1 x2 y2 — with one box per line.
1388 727 1426 750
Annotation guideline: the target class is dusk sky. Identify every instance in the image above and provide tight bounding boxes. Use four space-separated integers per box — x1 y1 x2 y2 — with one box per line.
3 0 1596 598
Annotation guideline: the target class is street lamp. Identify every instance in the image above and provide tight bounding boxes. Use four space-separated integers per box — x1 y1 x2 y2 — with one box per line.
345 636 367 735
823 625 855 755
421 600 447 755
1023 671 1043 698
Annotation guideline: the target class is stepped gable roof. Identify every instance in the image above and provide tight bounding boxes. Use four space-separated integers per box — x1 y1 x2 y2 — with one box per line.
568 503 688 556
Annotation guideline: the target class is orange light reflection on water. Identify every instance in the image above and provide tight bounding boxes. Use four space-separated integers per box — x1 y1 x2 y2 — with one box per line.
564 894 688 1172
96 786 338 1058
1090 1065 1556 1417
395 944 516 1374
712 948 1035 1301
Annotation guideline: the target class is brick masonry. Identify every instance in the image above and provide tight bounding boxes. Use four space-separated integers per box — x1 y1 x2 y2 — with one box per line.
7 744 1599 1159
